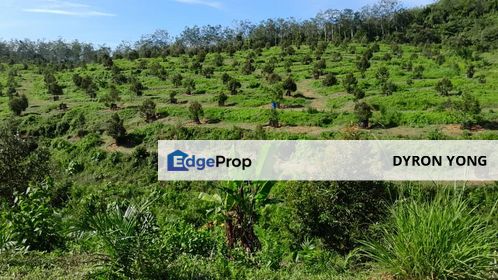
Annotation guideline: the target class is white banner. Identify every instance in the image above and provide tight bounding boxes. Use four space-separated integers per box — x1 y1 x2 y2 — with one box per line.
158 141 498 181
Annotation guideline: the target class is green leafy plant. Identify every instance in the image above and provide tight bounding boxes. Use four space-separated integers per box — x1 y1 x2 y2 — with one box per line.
199 181 276 253
6 179 63 252
362 189 498 279
83 198 166 278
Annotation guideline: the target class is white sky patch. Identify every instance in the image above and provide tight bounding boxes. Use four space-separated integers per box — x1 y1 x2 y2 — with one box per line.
23 0 115 17
174 0 223 9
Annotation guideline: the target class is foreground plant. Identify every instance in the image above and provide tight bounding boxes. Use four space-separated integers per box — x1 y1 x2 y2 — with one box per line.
362 189 497 279
83 198 166 278
199 181 276 254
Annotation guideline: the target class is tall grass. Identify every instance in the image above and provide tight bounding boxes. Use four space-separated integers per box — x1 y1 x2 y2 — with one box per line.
361 189 497 279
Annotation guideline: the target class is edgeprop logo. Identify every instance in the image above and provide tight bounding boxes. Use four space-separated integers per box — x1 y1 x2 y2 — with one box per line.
167 150 252 172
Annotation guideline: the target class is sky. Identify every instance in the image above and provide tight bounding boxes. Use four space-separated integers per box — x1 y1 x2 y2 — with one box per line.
0 0 434 47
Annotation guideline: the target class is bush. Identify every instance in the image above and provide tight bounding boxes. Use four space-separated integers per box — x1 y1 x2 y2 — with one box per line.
354 102 372 128
189 101 204 124
0 122 50 199
435 78 453 96
322 73 338 87
381 81 397 96
378 107 400 128
107 113 126 143
8 94 28 116
6 179 63 251
362 190 497 279
287 181 392 254
342 73 358 94
140 99 157 122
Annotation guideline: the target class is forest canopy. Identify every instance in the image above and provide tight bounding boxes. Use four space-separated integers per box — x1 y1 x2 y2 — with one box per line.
0 0 497 66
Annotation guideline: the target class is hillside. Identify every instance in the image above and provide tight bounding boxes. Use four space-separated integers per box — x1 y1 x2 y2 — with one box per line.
0 0 497 279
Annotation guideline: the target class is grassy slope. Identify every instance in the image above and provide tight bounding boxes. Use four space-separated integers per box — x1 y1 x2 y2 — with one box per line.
1 43 497 278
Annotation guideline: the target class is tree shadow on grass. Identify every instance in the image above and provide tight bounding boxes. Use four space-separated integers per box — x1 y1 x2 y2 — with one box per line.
293 93 315 100
119 133 145 148
480 120 498 130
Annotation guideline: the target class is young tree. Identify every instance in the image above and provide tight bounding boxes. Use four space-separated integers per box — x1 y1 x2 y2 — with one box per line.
323 73 338 86
354 102 372 128
459 93 481 129
270 84 284 106
8 94 28 116
356 55 371 76
130 79 145 96
242 59 255 75
218 92 228 106
284 60 293 73
221 73 231 85
169 91 178 104
376 66 390 83
107 113 127 143
269 109 279 128
267 73 282 84
183 78 196 95
466 65 475 78
435 78 453 96
283 76 297 96
202 66 214 78
228 79 242 95
302 54 313 65
343 73 358 94
102 85 121 109
139 99 157 122
189 101 204 124
47 82 63 96
172 73 183 87
413 65 424 79
381 81 397 96
214 53 224 67
199 181 276 253
262 62 275 76
72 73 83 87
353 87 366 100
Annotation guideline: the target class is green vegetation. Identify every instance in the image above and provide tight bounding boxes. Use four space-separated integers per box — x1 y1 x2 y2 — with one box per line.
0 0 497 278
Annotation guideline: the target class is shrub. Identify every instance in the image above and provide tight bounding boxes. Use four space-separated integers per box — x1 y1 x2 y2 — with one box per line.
413 65 424 79
267 73 282 84
107 113 127 143
183 78 196 95
466 65 475 78
189 101 204 124
6 179 63 251
172 73 183 87
378 107 400 128
287 181 392 254
130 78 145 96
8 94 28 116
381 81 397 96
322 73 338 86
228 79 242 95
354 102 372 128
375 67 390 83
217 92 228 106
169 91 178 104
435 78 453 96
221 73 231 84
342 73 358 94
283 76 297 96
362 190 497 279
269 109 279 127
139 99 157 122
